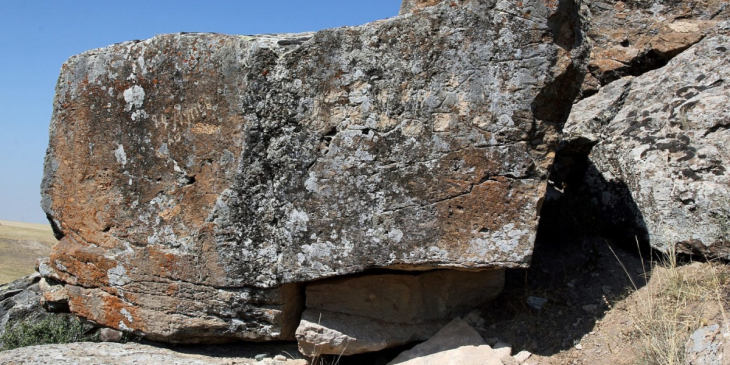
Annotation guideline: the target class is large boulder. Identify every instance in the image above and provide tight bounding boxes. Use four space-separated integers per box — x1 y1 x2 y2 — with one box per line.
40 0 586 342
563 32 730 257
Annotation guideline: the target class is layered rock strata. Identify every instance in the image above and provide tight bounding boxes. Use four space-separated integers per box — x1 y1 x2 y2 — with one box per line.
40 0 586 342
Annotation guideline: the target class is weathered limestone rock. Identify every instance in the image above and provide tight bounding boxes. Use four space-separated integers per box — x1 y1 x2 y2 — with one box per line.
0 342 308 365
296 310 446 356
388 317 502 365
685 323 730 365
0 274 44 339
41 0 586 342
399 0 446 15
583 0 730 89
296 269 504 355
563 34 730 257
38 276 69 312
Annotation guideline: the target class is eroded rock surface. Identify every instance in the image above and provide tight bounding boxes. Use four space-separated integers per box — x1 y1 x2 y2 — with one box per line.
1 274 45 340
583 0 730 91
563 33 730 257
685 324 730 365
41 0 586 342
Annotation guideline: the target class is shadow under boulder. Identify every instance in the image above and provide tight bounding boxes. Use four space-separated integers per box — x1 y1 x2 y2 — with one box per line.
296 268 504 356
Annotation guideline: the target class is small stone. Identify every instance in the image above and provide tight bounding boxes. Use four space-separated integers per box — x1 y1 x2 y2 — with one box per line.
582 304 598 313
463 310 486 328
575 343 583 350
526 296 548 310
484 337 501 346
513 350 532 363
255 353 269 361
98 328 123 342
492 342 512 359
601 286 612 294
273 355 287 361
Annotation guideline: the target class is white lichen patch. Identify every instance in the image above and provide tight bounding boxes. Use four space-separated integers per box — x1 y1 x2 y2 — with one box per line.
107 265 131 286
387 228 404 243
114 144 127 167
118 321 132 331
131 109 148 121
120 308 134 323
467 223 533 263
304 172 319 192
287 209 309 234
123 85 145 111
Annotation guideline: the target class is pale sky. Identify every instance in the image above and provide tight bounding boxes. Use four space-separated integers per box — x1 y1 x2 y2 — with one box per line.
0 0 400 224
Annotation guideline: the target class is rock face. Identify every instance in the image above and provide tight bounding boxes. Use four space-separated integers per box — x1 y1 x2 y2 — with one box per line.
582 0 730 93
1 274 45 340
41 0 586 342
563 33 730 257
399 0 446 15
296 269 504 355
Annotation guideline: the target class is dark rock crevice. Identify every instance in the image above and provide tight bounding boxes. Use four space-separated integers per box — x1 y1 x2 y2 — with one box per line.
547 0 583 51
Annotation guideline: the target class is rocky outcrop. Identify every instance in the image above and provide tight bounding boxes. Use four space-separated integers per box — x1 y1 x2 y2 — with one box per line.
296 269 504 355
563 32 730 257
40 0 587 343
1 274 45 339
582 0 730 93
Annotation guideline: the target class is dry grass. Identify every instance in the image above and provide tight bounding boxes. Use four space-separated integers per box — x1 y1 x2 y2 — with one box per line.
613 245 730 365
0 220 57 284
0 220 57 246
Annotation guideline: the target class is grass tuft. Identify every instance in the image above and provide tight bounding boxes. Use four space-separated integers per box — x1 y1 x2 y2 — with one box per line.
0 315 97 351
611 242 730 365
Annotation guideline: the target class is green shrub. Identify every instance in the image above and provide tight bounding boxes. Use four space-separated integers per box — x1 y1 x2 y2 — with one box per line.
0 315 97 351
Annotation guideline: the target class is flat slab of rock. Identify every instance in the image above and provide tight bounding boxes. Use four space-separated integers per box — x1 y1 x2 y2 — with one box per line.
296 309 446 357
296 269 504 355
563 34 730 258
388 317 502 365
40 0 584 342
0 342 307 365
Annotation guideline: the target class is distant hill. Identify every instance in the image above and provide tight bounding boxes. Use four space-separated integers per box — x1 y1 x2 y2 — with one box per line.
0 220 57 284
